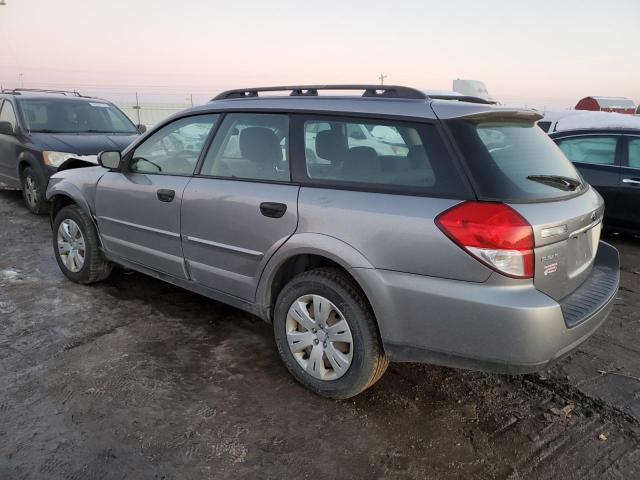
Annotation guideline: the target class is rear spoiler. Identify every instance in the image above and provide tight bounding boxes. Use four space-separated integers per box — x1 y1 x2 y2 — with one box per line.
457 110 543 123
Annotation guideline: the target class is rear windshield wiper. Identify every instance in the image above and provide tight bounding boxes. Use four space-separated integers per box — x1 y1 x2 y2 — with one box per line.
526 175 582 191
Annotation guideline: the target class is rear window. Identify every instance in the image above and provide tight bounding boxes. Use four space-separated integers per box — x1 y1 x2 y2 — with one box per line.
447 119 585 202
301 117 470 198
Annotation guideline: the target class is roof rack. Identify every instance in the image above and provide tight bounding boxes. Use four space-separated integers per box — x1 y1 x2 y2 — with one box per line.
1 88 87 97
211 85 428 101
428 94 495 105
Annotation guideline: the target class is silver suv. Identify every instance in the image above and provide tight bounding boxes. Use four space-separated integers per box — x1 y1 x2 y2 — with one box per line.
46 85 620 399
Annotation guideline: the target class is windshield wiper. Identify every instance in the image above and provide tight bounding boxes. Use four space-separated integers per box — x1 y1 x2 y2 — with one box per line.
31 129 67 133
526 174 582 191
81 129 135 134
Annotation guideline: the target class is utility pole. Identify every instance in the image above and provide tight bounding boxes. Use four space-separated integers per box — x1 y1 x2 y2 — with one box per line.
133 92 141 125
378 73 387 86
19 73 23 87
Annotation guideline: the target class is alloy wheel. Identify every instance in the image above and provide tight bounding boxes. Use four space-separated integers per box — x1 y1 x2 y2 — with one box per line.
24 175 38 209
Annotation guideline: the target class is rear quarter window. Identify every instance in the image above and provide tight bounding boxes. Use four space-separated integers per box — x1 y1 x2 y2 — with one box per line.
447 119 586 202
298 116 471 198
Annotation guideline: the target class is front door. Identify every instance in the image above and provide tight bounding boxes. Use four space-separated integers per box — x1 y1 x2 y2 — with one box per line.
181 113 299 301
619 135 640 230
0 100 20 187
95 114 219 278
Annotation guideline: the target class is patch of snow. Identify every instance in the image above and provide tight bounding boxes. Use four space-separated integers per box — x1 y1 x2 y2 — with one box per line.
0 269 21 282
552 111 640 132
423 89 464 97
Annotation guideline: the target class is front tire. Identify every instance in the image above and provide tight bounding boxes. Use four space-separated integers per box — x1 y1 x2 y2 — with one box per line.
53 205 112 284
21 166 49 215
273 268 388 399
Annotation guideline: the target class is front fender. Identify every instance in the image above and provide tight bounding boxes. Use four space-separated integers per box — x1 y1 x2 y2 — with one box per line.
46 179 94 222
255 232 375 318
16 150 44 179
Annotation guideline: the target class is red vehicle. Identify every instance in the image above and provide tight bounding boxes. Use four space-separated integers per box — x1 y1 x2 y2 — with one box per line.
576 96 636 115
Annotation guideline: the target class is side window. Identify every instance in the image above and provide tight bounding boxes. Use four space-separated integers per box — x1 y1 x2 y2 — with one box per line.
557 136 617 165
304 118 440 188
200 113 289 182
0 101 17 129
130 114 219 175
628 138 640 169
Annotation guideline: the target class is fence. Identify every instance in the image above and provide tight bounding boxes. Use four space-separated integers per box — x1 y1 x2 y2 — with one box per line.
116 101 193 128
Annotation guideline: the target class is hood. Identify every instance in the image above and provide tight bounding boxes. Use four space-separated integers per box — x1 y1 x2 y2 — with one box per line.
30 132 137 155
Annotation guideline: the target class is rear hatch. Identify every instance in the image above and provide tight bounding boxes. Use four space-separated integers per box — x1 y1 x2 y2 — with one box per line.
444 111 604 301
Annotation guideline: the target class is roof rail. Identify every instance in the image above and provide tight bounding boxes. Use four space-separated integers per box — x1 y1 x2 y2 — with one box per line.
1 88 87 97
428 94 495 105
211 85 428 101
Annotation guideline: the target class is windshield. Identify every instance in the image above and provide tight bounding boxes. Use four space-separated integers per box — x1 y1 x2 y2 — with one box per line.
17 98 138 134
447 119 585 202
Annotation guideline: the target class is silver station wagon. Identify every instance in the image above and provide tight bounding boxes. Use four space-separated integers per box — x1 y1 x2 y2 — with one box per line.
46 85 620 399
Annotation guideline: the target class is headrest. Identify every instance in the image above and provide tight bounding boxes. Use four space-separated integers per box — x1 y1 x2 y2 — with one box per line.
343 146 379 177
315 129 346 165
239 127 281 165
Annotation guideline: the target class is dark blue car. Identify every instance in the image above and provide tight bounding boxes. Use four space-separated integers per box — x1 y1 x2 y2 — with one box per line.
0 89 141 213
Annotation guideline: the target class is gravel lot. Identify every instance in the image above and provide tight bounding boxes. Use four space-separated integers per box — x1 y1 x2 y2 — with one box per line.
1 189 639 480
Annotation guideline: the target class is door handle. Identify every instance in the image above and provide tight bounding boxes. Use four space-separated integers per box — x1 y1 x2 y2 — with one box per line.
622 178 640 186
157 189 175 202
260 202 287 218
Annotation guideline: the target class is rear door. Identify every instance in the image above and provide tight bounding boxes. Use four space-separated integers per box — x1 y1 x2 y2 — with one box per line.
618 135 640 230
96 114 219 278
554 134 622 225
181 113 299 301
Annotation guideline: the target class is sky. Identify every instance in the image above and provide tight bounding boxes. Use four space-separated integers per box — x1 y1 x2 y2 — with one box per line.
0 0 639 110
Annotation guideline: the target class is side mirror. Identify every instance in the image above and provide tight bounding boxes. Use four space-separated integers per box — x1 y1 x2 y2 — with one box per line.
98 151 122 170
0 121 15 136
136 124 147 134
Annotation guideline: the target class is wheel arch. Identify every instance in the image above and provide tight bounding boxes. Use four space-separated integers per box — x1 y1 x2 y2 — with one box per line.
16 151 43 181
255 233 378 324
47 184 97 237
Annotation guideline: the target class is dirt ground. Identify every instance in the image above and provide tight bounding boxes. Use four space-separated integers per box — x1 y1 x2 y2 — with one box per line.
1 189 639 480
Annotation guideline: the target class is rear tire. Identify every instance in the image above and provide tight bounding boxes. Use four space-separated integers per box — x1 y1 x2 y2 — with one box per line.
21 166 49 215
53 204 112 284
273 267 388 399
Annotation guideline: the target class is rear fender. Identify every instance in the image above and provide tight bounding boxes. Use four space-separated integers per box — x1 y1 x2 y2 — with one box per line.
255 233 376 320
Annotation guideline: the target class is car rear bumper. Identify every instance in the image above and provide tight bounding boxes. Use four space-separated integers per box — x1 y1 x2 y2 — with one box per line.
351 241 619 374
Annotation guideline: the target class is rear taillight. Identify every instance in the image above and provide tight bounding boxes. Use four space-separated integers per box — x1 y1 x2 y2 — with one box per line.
436 201 534 279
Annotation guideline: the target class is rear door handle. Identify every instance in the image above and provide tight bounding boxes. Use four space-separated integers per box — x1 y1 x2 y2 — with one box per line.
157 189 175 202
622 178 640 186
260 202 287 218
